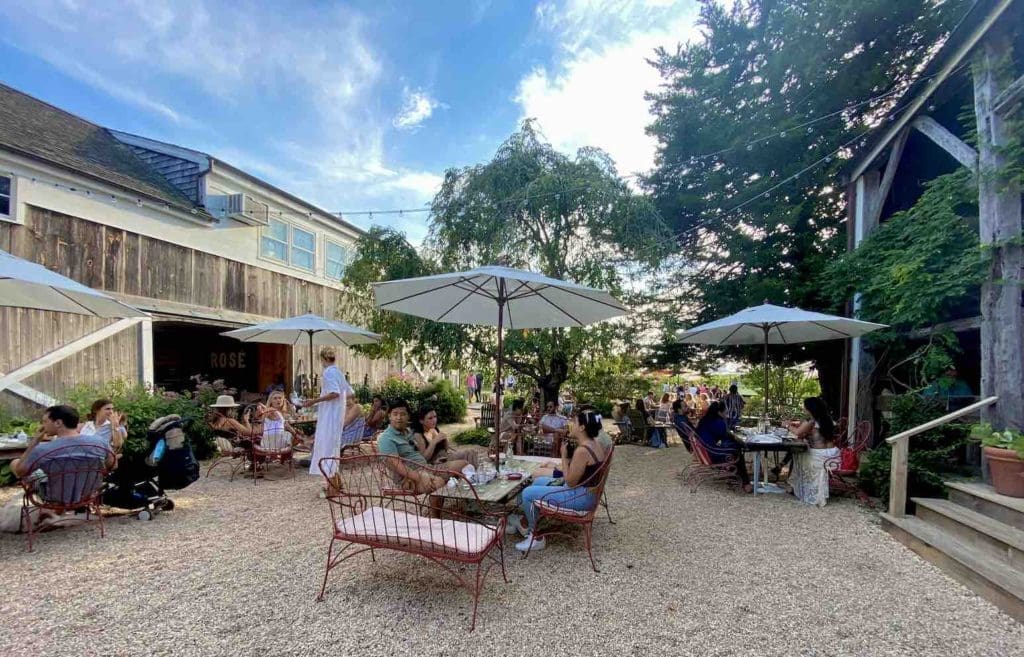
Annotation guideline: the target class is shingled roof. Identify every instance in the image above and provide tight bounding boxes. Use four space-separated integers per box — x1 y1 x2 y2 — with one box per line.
0 84 211 219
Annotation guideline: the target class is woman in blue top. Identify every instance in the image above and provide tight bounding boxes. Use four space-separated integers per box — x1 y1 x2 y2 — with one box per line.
696 401 752 493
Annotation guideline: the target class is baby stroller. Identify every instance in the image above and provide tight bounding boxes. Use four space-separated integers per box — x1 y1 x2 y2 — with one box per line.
103 415 200 520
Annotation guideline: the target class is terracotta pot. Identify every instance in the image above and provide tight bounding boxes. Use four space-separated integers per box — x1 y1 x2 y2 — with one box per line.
983 446 1024 498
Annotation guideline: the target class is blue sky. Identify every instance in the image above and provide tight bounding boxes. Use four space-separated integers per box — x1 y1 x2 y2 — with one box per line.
0 0 704 242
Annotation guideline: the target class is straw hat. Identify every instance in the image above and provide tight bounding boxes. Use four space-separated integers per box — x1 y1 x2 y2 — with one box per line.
209 394 240 408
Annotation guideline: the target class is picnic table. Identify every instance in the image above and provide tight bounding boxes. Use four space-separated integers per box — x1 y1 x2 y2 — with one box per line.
431 456 555 506
732 427 807 495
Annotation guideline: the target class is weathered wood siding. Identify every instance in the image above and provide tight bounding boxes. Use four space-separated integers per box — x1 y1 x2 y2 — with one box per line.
0 206 394 412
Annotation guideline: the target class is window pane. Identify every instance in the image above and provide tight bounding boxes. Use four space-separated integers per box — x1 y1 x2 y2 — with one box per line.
0 196 8 216
327 241 345 263
293 228 315 251
0 176 9 195
292 247 314 271
267 218 288 241
261 237 287 261
326 260 344 280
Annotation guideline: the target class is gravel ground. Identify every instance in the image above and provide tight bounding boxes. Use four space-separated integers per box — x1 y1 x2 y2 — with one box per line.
2 444 1022 657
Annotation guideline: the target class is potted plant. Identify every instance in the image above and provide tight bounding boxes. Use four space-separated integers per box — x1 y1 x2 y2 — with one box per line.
970 423 1024 497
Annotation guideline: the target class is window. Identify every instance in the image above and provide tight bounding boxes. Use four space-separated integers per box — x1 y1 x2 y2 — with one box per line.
0 176 10 217
326 240 350 281
261 218 288 262
291 227 315 271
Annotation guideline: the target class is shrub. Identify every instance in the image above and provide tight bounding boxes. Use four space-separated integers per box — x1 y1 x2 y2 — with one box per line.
858 394 971 509
352 383 374 404
452 427 492 447
373 376 419 406
64 377 231 462
416 378 467 424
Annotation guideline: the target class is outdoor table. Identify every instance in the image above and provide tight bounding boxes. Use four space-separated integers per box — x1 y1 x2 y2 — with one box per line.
431 457 554 507
733 428 807 495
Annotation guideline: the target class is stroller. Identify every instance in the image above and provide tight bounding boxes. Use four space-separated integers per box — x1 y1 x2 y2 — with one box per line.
103 415 200 520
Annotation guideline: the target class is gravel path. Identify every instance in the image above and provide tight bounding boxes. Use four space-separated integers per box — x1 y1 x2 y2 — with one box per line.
1 445 1021 657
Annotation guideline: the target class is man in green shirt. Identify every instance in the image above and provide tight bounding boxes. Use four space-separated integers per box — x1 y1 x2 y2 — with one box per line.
376 399 472 495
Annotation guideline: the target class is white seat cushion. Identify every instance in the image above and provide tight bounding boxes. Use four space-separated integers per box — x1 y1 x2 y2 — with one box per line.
336 506 497 556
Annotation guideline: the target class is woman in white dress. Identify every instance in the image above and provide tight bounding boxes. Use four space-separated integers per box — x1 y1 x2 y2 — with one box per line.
300 346 353 477
787 397 840 507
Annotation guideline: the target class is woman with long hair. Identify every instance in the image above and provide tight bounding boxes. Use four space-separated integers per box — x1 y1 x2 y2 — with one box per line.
79 398 127 452
787 397 840 507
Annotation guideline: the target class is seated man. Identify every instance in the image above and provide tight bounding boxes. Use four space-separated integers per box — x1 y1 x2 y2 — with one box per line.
11 405 115 504
538 400 569 454
376 399 473 497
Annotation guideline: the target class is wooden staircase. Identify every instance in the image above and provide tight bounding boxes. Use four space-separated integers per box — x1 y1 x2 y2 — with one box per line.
881 481 1024 623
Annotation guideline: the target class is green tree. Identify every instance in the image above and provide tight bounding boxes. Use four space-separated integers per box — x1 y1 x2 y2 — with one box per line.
643 0 968 410
342 122 673 403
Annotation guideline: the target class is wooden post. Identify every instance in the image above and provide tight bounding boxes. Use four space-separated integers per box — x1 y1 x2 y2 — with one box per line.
889 437 908 517
848 171 881 429
974 34 1023 431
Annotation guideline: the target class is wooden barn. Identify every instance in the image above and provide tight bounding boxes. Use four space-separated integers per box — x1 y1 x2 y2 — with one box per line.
0 83 398 414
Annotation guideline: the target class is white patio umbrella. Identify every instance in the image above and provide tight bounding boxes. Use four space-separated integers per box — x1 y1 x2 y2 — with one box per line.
373 265 628 459
221 313 381 388
678 302 886 419
0 248 144 317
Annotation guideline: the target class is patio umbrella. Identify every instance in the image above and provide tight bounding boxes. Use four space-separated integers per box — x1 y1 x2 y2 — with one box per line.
0 248 145 317
372 265 628 461
221 313 381 390
677 303 886 420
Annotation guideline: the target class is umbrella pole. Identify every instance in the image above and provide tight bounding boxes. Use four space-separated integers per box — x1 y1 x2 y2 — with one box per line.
309 331 315 396
763 325 770 427
493 289 505 470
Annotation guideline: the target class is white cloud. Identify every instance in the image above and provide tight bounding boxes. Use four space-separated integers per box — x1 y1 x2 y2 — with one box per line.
393 89 441 130
520 0 702 177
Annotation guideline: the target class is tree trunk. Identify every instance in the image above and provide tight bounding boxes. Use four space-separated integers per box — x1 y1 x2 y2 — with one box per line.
537 351 569 409
975 34 1024 431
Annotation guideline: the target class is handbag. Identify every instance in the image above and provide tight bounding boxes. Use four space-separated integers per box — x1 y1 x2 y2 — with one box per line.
838 448 859 473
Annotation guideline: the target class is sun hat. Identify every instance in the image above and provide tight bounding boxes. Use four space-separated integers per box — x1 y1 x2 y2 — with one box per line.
209 395 240 408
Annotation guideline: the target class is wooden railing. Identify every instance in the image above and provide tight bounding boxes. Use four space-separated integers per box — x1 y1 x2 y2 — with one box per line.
886 395 998 517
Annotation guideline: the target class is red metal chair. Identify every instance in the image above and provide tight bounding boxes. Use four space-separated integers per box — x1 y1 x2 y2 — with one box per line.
679 423 743 492
20 444 115 551
206 428 256 481
522 447 615 572
825 420 872 504
252 429 295 484
316 454 508 632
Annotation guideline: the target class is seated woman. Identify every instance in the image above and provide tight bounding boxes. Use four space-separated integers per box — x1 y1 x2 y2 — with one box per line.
339 395 365 445
79 398 127 453
634 399 666 448
510 410 607 552
412 405 475 466
696 401 751 493
670 399 694 452
206 396 253 436
363 395 387 438
787 397 840 507
255 390 304 444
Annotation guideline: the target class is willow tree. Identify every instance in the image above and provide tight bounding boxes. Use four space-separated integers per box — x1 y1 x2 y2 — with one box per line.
342 121 672 403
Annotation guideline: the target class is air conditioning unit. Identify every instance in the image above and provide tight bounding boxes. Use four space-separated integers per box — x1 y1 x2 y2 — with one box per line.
208 193 269 225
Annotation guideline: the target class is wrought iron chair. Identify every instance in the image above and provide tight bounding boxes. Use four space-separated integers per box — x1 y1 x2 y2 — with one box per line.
522 447 615 572
316 453 508 631
679 423 743 492
206 428 255 481
338 417 367 458
253 428 294 484
20 444 115 551
825 420 872 504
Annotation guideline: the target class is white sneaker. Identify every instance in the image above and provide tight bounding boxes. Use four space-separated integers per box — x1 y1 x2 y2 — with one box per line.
515 533 546 552
505 513 524 535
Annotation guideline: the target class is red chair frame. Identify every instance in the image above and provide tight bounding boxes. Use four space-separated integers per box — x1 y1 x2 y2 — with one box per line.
206 428 256 481
678 423 743 492
252 429 295 485
316 454 508 631
825 420 873 505
522 447 615 572
20 444 114 552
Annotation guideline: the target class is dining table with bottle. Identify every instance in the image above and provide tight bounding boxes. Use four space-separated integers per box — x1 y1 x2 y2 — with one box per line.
731 419 807 495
